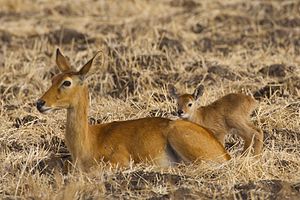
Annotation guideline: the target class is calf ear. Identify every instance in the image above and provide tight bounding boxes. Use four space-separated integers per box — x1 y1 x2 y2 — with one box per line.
56 49 71 72
168 84 178 99
193 84 204 100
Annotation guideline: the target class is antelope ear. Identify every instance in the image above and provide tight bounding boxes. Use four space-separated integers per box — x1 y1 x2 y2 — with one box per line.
56 48 71 72
78 51 102 77
168 84 178 99
193 84 204 100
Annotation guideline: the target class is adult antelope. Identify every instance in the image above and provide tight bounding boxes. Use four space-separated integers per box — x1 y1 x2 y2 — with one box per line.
169 85 263 155
36 49 230 171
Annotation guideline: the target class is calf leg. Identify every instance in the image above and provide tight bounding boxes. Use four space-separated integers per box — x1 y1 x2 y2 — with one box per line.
227 118 263 156
247 122 264 155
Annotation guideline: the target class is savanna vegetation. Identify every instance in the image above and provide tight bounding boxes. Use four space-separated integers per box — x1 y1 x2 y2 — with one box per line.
0 0 299 199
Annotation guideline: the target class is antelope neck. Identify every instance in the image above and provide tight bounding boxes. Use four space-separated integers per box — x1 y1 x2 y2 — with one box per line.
65 86 89 161
189 107 202 124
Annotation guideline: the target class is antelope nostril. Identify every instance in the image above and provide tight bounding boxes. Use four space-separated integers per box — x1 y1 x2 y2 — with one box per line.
36 99 45 110
177 110 183 115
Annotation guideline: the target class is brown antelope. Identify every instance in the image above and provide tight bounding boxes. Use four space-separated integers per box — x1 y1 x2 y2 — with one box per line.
169 85 263 155
36 49 230 171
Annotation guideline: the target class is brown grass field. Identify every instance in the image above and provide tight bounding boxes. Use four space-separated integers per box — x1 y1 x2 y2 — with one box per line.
0 0 300 199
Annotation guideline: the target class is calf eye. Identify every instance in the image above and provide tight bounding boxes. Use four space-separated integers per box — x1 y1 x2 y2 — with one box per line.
62 80 71 87
188 103 192 107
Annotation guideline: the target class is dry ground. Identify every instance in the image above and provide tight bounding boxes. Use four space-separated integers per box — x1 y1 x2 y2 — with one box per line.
0 0 300 199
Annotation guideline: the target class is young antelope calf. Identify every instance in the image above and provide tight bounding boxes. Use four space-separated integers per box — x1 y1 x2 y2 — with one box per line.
169 85 263 155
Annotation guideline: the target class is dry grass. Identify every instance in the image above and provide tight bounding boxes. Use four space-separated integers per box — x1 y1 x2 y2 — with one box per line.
0 0 300 199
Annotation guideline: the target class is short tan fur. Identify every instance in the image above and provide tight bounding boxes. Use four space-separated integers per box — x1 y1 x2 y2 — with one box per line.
169 85 263 155
36 49 230 171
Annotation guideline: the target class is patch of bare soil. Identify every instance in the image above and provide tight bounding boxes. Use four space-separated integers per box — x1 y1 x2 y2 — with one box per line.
158 36 185 53
48 28 88 44
234 180 300 199
207 65 240 81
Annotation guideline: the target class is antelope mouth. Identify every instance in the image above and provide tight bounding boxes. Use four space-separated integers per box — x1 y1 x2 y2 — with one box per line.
37 106 54 114
179 114 190 119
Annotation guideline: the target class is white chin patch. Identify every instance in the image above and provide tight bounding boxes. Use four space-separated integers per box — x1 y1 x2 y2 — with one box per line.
40 107 54 114
43 108 54 114
180 114 190 119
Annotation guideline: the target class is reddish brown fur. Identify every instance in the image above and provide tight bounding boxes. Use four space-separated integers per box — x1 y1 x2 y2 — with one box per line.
170 85 264 156
37 49 230 171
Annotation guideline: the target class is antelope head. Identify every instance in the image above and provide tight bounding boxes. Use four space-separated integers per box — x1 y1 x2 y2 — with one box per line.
36 49 97 113
169 84 204 119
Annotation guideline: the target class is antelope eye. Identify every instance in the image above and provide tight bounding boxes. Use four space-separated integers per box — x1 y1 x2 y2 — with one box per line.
62 80 71 87
188 103 193 107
